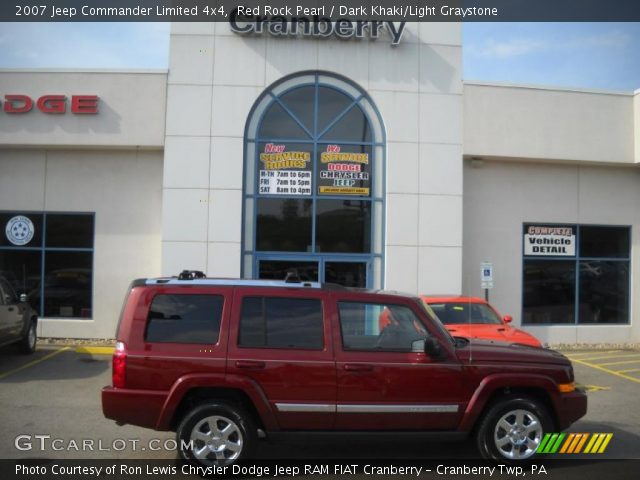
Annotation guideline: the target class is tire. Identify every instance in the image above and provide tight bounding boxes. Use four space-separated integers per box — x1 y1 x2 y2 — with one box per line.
20 320 37 354
176 402 256 467
476 396 553 462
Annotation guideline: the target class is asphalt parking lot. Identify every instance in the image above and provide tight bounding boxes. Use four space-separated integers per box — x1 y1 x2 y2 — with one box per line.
1 344 639 474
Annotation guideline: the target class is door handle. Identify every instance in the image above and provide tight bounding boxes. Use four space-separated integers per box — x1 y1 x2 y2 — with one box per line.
343 364 374 372
235 360 266 369
7 307 14 312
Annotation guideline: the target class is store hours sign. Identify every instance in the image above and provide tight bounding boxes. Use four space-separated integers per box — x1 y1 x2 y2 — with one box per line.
524 224 576 257
259 143 312 195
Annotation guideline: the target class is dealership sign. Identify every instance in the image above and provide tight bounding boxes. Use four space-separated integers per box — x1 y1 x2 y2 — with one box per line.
524 225 575 257
229 8 406 45
1 95 99 114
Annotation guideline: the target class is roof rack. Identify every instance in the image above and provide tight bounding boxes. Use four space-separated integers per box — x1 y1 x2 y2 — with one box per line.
145 271 322 289
178 270 207 280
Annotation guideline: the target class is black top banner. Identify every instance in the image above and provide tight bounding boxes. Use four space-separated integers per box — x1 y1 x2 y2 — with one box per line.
3 0 640 22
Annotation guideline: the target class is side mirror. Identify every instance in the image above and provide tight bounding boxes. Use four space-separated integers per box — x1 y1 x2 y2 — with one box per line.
424 336 444 359
503 315 513 324
411 339 425 353
19 294 28 303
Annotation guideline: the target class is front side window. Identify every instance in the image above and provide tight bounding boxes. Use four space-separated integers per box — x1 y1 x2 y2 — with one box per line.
145 294 223 344
0 212 94 318
338 301 427 352
238 296 324 350
523 224 630 325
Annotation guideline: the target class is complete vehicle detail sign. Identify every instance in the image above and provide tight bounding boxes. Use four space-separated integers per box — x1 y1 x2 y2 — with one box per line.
523 224 576 257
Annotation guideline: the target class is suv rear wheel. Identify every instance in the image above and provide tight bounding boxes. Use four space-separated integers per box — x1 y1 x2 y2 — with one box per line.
177 402 256 466
476 396 552 461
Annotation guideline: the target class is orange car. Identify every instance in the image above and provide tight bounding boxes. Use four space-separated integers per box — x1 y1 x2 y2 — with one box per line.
421 295 542 348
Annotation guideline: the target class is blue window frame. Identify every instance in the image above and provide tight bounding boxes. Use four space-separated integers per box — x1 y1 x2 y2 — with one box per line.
242 72 385 288
522 223 630 325
0 211 95 319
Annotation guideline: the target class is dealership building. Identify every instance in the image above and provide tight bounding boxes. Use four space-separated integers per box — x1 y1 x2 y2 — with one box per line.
1 21 639 344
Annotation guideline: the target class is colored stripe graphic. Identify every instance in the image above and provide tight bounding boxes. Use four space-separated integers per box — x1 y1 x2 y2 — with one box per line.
541 433 558 453
574 434 589 453
550 433 566 453
598 434 613 453
537 433 612 454
537 433 552 453
559 433 574 453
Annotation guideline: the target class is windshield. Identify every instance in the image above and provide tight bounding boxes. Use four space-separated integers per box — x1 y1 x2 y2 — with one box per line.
426 302 503 325
417 300 455 344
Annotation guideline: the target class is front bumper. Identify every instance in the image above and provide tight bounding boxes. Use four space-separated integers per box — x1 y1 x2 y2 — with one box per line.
556 387 588 430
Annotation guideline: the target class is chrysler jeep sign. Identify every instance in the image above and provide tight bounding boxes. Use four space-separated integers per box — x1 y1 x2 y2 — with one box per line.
229 7 406 45
1 95 99 114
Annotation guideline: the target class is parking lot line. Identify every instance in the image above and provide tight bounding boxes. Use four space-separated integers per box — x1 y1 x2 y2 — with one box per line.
576 353 640 362
570 357 640 385
75 346 114 355
565 350 621 358
597 359 640 367
617 368 640 374
0 346 71 380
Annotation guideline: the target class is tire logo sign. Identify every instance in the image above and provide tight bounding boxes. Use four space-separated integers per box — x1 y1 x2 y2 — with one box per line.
5 215 35 246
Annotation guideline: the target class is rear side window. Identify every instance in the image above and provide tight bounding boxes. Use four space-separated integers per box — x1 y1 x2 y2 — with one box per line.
238 297 323 350
145 294 223 344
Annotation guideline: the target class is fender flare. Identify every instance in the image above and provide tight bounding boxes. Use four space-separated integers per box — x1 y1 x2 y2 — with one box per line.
458 373 560 432
154 373 279 431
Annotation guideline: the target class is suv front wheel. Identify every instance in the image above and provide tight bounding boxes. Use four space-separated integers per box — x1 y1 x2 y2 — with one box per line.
476 396 552 462
177 402 256 466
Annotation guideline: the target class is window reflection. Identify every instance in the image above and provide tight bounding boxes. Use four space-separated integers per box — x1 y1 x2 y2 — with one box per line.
316 200 371 253
256 199 312 252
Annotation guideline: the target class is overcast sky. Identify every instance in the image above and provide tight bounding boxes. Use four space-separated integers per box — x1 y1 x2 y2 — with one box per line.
0 22 639 91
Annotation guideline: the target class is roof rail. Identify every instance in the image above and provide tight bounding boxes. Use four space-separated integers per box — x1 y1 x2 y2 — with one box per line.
145 275 322 289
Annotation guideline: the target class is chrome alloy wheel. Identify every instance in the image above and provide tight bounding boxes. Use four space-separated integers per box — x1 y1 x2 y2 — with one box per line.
190 415 243 464
493 409 543 460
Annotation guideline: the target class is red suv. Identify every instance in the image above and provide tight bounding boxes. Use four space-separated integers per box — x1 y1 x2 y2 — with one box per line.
102 272 586 465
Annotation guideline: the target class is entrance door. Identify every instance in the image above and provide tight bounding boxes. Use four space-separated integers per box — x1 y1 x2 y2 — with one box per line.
256 257 368 288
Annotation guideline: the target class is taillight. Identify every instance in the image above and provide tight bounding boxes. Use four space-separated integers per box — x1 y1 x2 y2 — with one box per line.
112 341 127 388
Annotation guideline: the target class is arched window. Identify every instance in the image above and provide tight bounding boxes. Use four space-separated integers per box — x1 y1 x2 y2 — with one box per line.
242 72 385 288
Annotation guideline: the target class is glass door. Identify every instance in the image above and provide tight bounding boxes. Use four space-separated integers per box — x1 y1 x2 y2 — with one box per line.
256 256 369 288
323 260 368 288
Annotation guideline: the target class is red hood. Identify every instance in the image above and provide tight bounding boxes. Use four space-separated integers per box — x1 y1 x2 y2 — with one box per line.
444 324 542 347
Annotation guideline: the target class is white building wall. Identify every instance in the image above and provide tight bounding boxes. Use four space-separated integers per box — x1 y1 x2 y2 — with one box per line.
0 70 167 148
464 83 636 164
463 159 640 344
0 149 163 339
0 70 166 338
163 22 464 294
635 90 640 163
